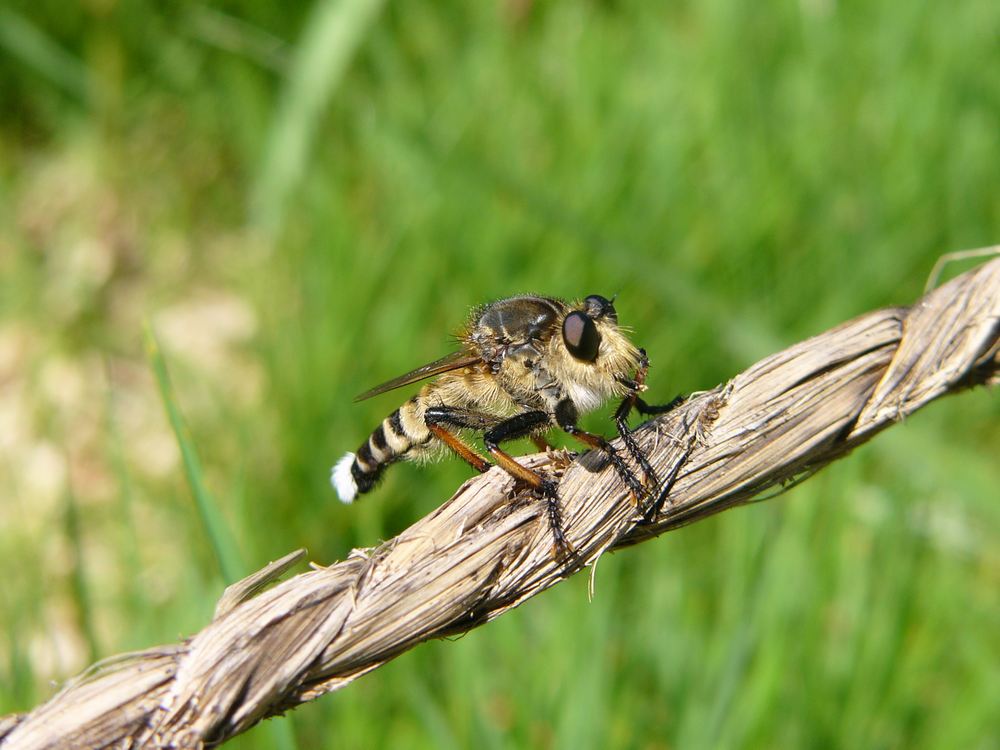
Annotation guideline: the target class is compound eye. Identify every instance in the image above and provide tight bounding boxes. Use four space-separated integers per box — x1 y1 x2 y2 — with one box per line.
584 294 618 323
562 311 601 361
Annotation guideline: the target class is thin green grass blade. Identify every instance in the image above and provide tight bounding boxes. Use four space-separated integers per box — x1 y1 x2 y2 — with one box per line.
0 8 90 101
144 331 296 747
183 5 289 73
144 323 244 582
252 0 387 235
62 482 99 665
3 617 35 710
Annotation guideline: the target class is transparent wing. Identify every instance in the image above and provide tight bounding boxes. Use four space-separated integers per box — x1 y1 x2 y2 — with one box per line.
354 350 482 402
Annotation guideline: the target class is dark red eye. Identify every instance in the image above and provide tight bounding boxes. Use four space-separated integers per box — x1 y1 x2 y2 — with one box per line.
562 311 600 361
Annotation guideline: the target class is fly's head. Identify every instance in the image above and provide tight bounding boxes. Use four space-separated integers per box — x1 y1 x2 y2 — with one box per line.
548 294 644 412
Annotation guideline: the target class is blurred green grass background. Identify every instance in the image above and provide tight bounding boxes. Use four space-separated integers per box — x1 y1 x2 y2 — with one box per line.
1 0 998 747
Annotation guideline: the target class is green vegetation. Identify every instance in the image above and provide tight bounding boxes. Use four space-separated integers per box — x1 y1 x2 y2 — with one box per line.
1 1 997 747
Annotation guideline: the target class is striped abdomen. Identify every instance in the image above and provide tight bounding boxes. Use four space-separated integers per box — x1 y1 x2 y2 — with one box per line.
331 398 430 502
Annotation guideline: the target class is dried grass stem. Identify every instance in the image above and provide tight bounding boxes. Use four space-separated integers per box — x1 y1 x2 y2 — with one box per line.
3 256 997 750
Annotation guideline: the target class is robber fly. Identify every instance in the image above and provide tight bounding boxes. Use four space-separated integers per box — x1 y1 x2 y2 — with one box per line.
331 294 675 552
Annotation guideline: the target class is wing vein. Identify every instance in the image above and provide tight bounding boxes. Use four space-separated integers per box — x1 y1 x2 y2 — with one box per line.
355 350 481 401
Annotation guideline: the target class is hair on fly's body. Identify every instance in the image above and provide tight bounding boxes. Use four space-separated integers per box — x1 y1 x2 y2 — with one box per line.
332 294 682 558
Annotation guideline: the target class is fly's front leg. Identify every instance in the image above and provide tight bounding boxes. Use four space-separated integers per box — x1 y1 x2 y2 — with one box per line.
626 350 686 416
614 350 658 492
633 394 686 416
616 349 686 419
554 399 647 504
614 348 686 519
613 396 659 497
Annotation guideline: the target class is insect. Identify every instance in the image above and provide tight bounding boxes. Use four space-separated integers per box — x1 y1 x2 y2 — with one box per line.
331 294 676 553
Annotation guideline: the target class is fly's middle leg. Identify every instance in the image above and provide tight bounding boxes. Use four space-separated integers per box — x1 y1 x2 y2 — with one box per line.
553 399 648 508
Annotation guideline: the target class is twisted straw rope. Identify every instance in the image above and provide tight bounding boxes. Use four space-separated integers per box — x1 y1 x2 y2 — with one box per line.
3 256 997 750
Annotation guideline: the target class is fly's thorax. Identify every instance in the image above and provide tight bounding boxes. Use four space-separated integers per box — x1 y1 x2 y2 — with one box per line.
491 355 548 411
467 295 565 364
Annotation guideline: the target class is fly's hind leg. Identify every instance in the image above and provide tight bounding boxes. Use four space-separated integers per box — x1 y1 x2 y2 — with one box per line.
425 406 572 560
423 406 498 474
482 411 576 560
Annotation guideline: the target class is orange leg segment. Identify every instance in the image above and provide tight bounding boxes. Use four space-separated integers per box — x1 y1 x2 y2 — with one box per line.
487 446 550 491
427 424 492 474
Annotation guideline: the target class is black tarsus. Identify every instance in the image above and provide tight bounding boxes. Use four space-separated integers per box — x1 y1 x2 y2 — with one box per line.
642 444 688 523
635 395 686 415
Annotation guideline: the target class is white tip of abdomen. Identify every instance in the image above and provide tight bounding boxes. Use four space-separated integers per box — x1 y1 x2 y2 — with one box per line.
332 452 358 503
